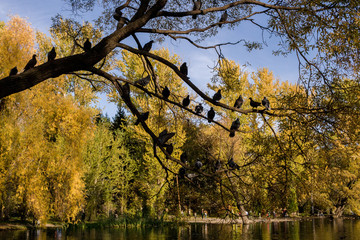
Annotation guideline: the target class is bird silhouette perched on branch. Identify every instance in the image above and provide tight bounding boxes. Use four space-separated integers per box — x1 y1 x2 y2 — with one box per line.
182 95 190 107
162 86 170 99
24 54 37 71
229 118 240 137
135 75 151 87
192 0 202 19
195 103 203 114
262 97 270 110
228 158 239 170
207 107 215 123
195 160 203 169
180 152 188 164
165 143 173 159
47 47 56 62
212 89 222 102
234 95 243 109
134 111 149 125
9 67 18 76
83 39 91 52
219 11 228 27
180 62 188 76
158 130 175 146
249 97 261 109
142 40 154 52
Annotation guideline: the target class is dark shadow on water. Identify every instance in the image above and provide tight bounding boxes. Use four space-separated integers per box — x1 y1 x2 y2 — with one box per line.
1 218 360 240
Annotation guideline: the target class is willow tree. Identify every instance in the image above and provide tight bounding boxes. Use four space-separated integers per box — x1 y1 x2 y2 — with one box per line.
0 0 359 223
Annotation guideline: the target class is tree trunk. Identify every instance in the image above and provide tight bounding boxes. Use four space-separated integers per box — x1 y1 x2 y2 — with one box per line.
176 175 181 215
238 204 252 224
332 206 345 218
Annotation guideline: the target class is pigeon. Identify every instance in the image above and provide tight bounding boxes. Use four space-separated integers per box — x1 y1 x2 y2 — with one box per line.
214 160 221 171
162 86 170 100
179 167 186 179
180 152 188 164
249 97 261 109
158 130 175 146
233 95 243 109
135 75 151 87
142 40 154 52
182 95 190 107
207 107 215 123
134 111 149 125
192 0 202 19
180 62 188 76
229 118 240 137
84 39 91 51
228 158 239 170
47 47 56 62
195 103 203 114
212 89 222 102
24 54 37 71
262 97 270 110
165 143 174 159
9 67 18 76
195 160 203 169
219 11 228 27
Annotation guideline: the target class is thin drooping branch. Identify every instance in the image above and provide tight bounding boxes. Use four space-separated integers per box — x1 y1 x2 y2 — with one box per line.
275 9 332 90
158 0 302 18
168 34 244 50
88 66 240 181
107 72 253 134
116 43 272 115
68 72 107 90
140 10 266 35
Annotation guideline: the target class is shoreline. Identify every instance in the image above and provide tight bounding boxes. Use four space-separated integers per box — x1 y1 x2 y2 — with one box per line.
0 215 357 231
178 216 300 224
0 222 63 231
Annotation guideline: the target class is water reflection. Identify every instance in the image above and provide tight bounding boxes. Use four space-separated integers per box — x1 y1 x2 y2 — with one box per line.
1 218 360 239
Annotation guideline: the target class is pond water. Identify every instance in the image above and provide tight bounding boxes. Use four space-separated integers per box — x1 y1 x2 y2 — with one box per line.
1 218 360 240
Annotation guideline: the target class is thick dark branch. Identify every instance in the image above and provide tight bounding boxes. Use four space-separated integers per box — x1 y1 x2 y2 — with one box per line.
0 0 167 99
131 0 151 21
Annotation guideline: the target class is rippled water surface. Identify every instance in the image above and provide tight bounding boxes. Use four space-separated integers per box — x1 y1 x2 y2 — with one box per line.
1 218 360 240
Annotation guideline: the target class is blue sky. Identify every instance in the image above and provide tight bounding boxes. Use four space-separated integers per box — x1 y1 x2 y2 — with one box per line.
0 0 299 117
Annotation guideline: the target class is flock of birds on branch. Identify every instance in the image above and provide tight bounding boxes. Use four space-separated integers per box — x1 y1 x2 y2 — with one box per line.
129 39 271 179
133 63 270 177
132 56 271 139
6 4 271 179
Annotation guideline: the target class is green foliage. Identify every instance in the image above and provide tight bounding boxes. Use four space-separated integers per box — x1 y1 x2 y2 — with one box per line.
83 119 137 220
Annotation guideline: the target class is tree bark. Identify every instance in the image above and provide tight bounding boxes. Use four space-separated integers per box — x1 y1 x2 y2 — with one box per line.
0 0 168 100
